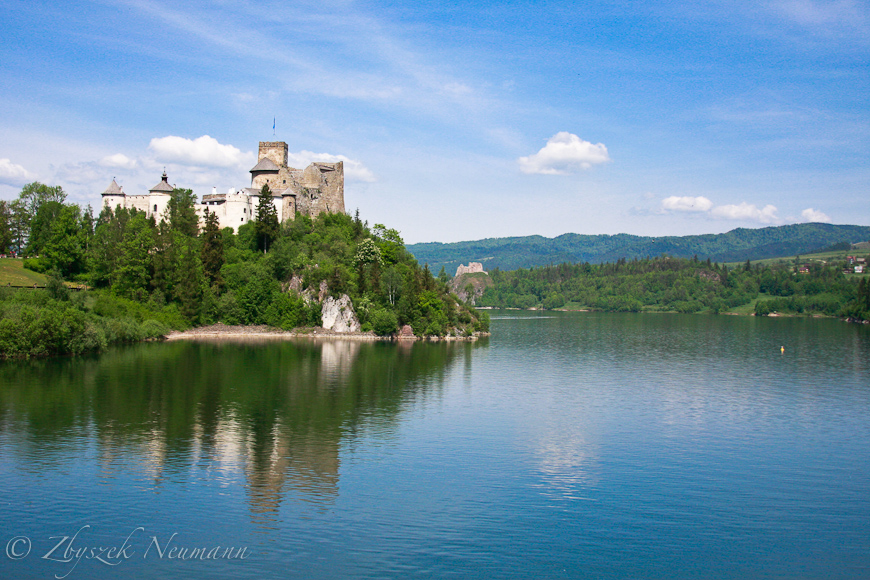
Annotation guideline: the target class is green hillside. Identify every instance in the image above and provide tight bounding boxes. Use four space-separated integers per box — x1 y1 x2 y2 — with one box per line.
408 223 870 273
0 259 48 286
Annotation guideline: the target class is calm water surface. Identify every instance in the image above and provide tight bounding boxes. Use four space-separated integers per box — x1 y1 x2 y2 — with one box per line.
1 312 869 579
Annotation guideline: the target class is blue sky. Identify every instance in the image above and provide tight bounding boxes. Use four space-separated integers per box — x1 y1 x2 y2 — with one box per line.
0 0 867 243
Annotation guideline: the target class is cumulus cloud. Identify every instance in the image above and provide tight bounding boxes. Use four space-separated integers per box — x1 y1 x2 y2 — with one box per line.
0 158 35 186
711 202 779 223
661 195 714 212
148 135 254 168
801 207 832 222
518 132 610 175
659 195 783 224
287 151 376 183
99 153 137 169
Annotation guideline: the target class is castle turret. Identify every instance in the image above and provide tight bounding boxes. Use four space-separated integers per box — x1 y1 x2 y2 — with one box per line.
148 171 173 219
101 179 125 210
149 171 174 195
250 157 280 191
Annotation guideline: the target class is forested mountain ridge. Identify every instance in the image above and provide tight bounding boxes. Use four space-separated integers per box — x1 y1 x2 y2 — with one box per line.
408 223 870 272
476 256 870 320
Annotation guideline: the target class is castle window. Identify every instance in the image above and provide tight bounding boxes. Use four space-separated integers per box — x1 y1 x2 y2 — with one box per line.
153 204 157 212
241 217 244 222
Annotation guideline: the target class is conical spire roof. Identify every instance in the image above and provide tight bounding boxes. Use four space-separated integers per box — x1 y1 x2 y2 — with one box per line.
250 157 280 172
102 179 123 195
149 171 174 193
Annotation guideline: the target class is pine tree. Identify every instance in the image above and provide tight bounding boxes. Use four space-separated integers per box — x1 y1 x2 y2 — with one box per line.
200 208 224 288
255 184 279 253
166 188 199 237
0 201 11 254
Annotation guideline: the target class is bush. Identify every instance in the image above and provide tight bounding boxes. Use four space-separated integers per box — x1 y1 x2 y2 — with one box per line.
22 257 48 273
141 319 170 339
370 308 398 336
474 310 490 333
46 270 69 301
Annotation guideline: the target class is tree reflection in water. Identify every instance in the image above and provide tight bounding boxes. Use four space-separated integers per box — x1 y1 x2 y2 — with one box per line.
0 337 486 525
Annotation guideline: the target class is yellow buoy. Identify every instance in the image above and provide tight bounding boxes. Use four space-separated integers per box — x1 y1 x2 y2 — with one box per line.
780 346 785 354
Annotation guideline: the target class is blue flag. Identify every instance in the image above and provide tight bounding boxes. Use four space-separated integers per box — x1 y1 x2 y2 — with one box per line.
273 117 276 131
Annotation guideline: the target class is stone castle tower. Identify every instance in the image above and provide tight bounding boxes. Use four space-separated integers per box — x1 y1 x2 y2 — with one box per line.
250 141 345 221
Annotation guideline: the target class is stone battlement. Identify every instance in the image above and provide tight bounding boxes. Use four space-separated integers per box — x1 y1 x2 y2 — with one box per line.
455 262 486 276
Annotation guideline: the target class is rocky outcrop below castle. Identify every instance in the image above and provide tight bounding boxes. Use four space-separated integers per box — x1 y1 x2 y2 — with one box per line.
321 295 361 333
450 268 493 305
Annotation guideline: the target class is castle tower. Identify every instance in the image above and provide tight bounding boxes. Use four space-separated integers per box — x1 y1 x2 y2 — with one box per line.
250 157 280 191
101 179 125 209
148 171 174 219
149 171 174 195
258 141 288 167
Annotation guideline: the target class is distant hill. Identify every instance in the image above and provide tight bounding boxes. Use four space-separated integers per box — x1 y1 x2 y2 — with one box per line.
408 223 870 273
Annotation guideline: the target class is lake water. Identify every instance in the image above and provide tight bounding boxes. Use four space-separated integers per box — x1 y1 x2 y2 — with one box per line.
1 311 869 579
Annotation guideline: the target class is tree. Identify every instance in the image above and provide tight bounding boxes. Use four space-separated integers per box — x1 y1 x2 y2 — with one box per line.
173 238 205 321
372 223 404 264
26 200 64 255
18 182 65 217
255 185 279 253
200 208 224 287
166 188 199 237
381 266 403 306
9 199 29 255
110 212 155 297
438 266 449 285
0 201 11 253
43 204 86 277
354 238 383 268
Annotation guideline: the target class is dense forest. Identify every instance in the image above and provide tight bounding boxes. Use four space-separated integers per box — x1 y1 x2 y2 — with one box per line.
409 223 870 272
476 256 870 320
0 182 488 358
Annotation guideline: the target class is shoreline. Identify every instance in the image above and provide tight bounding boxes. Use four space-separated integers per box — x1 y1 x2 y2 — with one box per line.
165 324 489 342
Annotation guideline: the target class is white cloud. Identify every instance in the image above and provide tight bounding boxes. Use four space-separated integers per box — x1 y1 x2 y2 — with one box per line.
661 195 714 212
148 135 254 168
769 0 868 30
518 132 611 175
0 158 35 186
287 151 376 183
801 207 832 222
99 153 137 169
442 82 472 96
711 202 780 223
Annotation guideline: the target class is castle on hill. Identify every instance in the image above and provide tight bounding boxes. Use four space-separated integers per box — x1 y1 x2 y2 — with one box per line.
100 141 345 230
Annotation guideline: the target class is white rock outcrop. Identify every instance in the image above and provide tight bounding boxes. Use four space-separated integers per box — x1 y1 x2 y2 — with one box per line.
321 294 361 333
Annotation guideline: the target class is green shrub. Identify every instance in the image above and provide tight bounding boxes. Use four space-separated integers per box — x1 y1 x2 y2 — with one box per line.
22 257 48 273
141 319 170 339
371 308 398 336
